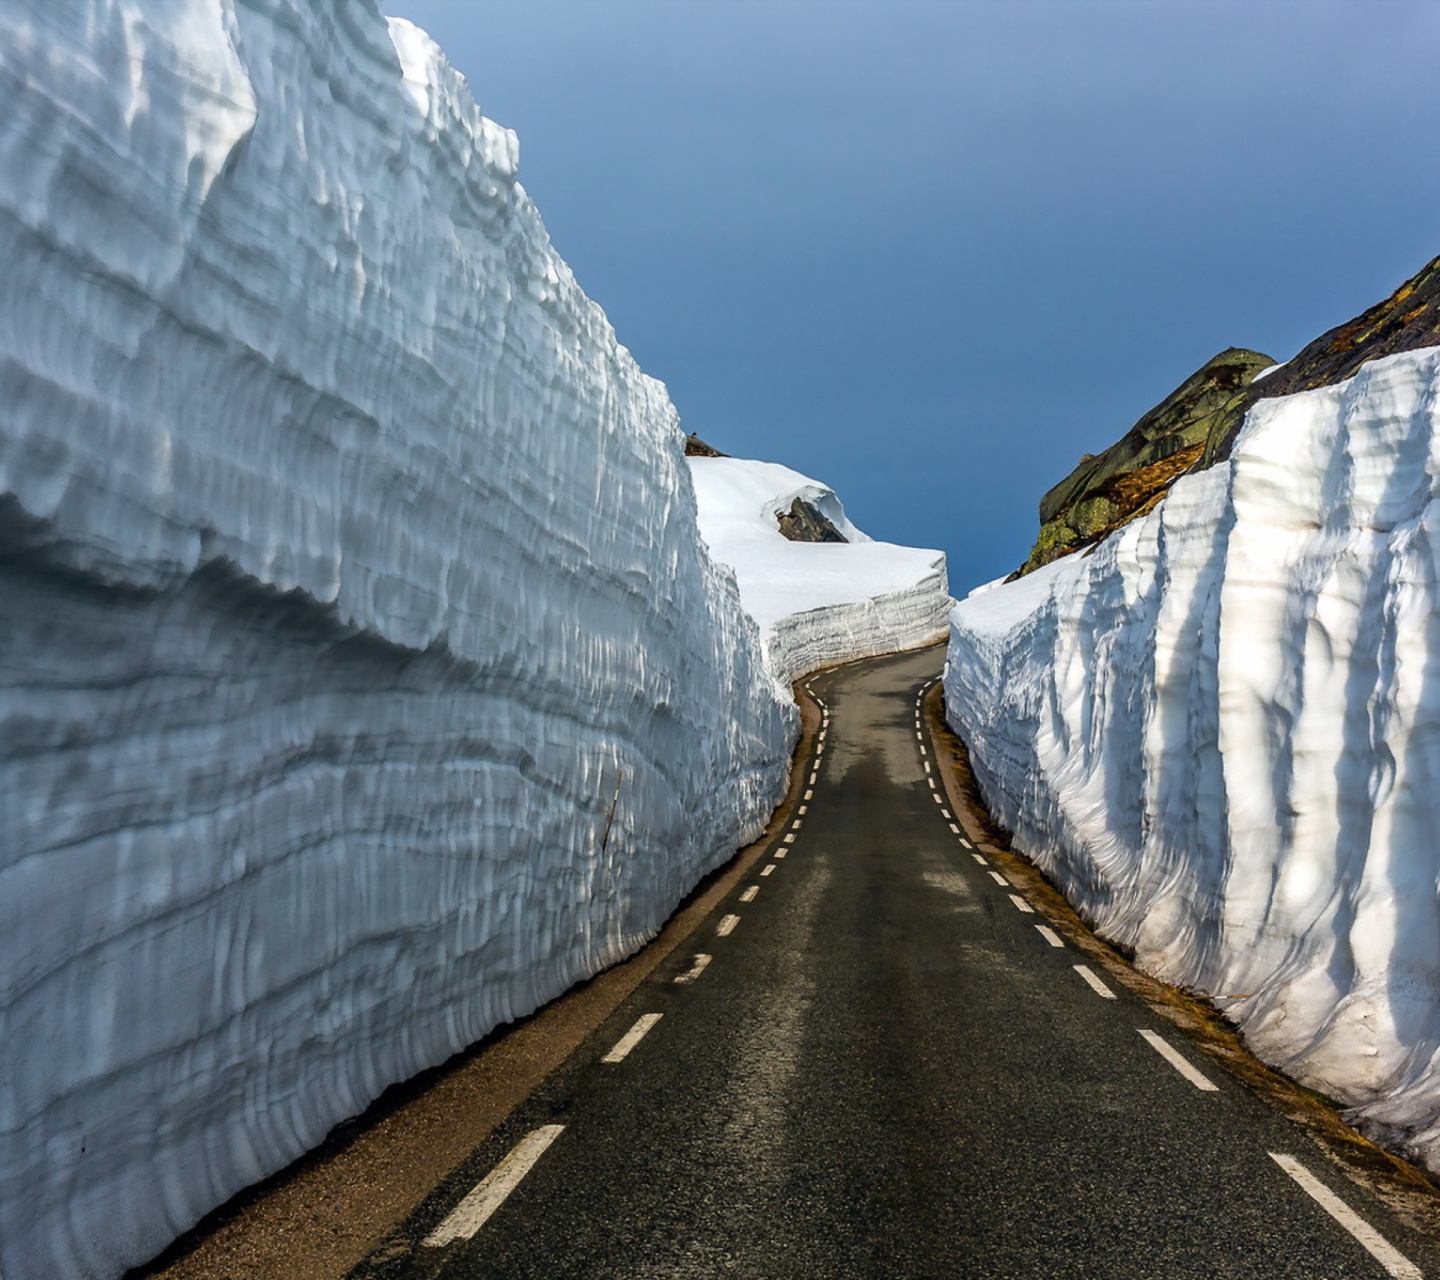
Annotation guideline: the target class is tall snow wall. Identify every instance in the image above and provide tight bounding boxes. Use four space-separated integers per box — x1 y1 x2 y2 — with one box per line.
0 4 794 1277
947 346 1440 1171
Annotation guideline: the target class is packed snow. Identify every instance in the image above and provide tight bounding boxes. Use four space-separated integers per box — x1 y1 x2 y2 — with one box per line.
0 5 797 1277
947 345 1440 1172
689 457 951 686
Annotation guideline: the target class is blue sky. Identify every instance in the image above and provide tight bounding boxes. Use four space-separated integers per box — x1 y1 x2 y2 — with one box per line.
385 0 1440 593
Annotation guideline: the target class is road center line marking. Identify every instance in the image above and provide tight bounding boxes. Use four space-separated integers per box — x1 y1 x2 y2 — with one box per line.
941 809 952 819
423 1125 566 1245
760 865 776 876
1074 965 1117 999
958 838 972 848
1268 1153 1421 1279
920 744 927 755
717 914 740 936
1008 894 1035 914
1138 1030 1218 1091
1035 925 1064 947
602 1013 663 1063
740 885 759 902
949 823 961 834
972 853 988 865
932 793 944 804
674 953 712 983
924 761 931 773
988 871 1008 886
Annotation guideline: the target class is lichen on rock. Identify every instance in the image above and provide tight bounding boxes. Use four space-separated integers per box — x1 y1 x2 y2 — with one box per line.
1014 347 1275 578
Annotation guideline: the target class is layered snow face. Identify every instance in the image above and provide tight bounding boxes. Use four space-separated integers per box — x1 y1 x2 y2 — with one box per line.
947 346 1440 1170
0 5 795 1278
688 457 951 687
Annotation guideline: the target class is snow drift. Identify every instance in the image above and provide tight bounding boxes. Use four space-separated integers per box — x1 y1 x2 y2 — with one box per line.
947 345 1440 1171
0 4 796 1277
689 456 951 686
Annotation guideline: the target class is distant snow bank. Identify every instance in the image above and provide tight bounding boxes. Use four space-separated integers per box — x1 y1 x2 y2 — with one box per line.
688 456 952 686
0 5 795 1278
947 345 1440 1172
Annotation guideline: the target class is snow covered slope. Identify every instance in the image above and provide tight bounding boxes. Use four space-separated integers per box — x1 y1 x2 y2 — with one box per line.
947 345 1440 1171
0 5 795 1277
689 457 951 686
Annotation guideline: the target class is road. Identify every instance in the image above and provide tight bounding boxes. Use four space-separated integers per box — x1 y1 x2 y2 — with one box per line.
346 646 1438 1279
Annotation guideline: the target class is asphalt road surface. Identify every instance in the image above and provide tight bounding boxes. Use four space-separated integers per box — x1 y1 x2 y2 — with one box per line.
347 646 1438 1280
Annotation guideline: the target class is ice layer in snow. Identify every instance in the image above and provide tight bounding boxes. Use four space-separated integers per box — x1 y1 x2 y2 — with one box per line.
688 456 951 686
947 345 1440 1172
0 4 796 1277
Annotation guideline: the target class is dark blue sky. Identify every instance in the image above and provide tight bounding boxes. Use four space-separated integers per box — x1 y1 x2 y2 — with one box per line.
385 0 1440 593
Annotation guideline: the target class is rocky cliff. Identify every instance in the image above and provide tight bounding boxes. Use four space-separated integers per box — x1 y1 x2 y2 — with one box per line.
1018 251 1440 577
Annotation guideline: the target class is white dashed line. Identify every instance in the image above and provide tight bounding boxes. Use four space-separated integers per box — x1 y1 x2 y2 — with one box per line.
674 954 712 983
717 914 740 936
1268 1153 1421 1279
783 833 796 844
791 818 803 829
988 871 1008 886
1074 965 1116 999
941 809 952 819
924 761 931 774
602 1013 663 1063
740 885 759 902
920 744 927 755
1138 1030 1217 1092
949 823 961 834
972 853 988 866
804 789 813 800
774 849 787 859
798 805 808 815
760 865 776 876
1008 894 1035 914
1035 925 1064 947
932 793 944 804
809 772 818 785
423 1125 566 1245
958 838 972 848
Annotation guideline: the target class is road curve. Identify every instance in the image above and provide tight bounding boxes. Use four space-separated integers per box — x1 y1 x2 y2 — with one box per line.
346 646 1440 1279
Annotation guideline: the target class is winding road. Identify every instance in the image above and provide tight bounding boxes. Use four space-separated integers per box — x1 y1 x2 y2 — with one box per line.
329 645 1440 1279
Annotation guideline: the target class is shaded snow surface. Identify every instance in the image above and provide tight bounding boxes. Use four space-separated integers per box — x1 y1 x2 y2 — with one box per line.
947 345 1440 1172
0 5 796 1277
689 457 951 687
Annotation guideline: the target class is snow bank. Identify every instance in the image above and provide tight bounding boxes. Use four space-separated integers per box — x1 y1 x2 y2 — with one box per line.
947 345 1440 1170
689 457 951 687
0 5 794 1277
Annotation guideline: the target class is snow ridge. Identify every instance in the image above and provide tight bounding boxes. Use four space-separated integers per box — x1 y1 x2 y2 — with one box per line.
947 345 1440 1171
689 457 951 687
0 5 793 1277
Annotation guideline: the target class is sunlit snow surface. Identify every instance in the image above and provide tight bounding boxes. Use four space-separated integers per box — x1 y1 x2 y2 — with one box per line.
0 6 796 1277
947 346 1440 1171
689 457 951 686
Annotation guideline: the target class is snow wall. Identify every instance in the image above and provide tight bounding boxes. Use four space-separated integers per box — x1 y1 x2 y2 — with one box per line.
0 5 796 1277
689 457 951 687
947 346 1440 1171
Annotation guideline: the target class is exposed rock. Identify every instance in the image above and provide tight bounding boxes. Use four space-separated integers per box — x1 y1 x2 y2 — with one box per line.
1204 251 1440 464
1014 348 1275 577
1014 251 1440 579
776 497 848 543
684 432 727 457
